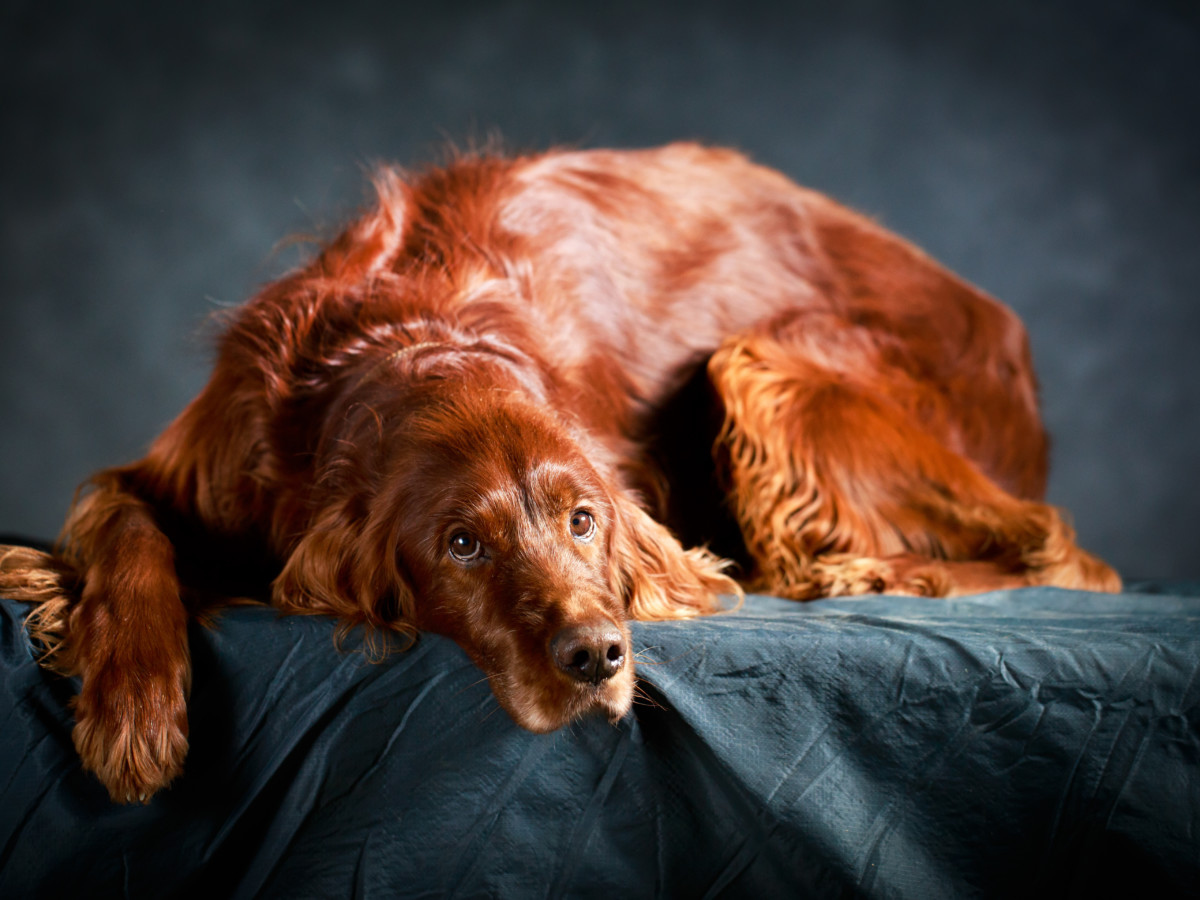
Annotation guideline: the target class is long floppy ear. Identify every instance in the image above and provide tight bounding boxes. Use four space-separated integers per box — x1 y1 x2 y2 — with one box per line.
611 494 740 621
273 503 417 654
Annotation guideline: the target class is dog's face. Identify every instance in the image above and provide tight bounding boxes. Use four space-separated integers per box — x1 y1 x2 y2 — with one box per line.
385 388 637 732
275 356 732 733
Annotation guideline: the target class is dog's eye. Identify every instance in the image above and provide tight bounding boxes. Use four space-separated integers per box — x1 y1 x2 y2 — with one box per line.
569 510 596 541
448 531 483 562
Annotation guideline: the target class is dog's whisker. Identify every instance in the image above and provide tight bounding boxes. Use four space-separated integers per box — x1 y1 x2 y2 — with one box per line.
631 687 665 714
449 675 492 701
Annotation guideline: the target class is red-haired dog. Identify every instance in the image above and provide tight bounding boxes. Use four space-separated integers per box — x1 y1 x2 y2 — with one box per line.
0 144 1119 802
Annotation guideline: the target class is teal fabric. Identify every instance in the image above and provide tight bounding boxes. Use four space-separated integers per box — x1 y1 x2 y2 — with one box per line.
2 587 1198 898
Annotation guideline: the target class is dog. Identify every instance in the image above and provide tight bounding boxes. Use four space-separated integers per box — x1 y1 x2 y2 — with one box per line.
0 143 1120 803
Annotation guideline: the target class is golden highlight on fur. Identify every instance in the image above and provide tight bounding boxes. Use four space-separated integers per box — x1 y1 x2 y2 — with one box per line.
0 143 1118 803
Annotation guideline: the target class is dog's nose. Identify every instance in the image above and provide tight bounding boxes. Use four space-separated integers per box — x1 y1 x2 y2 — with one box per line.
551 625 627 684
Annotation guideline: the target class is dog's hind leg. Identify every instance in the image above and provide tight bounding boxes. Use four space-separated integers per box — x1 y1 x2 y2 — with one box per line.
707 311 1120 599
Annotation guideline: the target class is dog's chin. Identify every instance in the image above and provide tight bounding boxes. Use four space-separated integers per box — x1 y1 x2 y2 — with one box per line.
490 665 637 734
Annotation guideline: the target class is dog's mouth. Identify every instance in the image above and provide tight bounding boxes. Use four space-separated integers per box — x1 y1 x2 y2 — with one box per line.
484 647 637 734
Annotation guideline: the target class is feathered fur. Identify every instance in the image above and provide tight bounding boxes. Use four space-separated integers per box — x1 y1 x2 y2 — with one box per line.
0 143 1117 803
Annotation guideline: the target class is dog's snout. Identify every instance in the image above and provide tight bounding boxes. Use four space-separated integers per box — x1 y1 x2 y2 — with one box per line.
551 625 627 684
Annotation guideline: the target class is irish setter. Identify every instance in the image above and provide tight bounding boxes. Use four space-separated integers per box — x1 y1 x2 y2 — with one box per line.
0 143 1119 803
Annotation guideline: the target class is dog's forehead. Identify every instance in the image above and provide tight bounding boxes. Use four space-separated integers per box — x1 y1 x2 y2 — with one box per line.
404 395 603 514
419 389 575 468
458 435 601 517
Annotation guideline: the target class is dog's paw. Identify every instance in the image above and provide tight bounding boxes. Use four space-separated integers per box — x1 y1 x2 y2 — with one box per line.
71 660 190 804
806 554 950 598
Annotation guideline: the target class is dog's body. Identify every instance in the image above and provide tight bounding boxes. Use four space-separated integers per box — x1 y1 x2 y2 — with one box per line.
0 143 1119 802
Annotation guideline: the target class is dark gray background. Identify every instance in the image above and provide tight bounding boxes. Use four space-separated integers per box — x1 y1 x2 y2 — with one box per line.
2 0 1197 579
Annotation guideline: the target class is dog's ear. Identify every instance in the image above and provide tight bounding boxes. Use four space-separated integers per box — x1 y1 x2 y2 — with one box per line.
610 494 740 621
273 503 416 653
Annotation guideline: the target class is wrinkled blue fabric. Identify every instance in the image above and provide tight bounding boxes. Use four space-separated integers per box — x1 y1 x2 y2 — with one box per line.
1 586 1197 898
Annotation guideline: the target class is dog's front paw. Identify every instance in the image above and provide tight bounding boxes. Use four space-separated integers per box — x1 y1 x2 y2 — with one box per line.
71 660 190 804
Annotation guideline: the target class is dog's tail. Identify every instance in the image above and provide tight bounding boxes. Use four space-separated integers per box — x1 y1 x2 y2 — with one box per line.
0 541 78 673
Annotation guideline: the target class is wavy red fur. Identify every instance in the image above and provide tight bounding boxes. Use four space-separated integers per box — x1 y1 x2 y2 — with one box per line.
0 143 1118 802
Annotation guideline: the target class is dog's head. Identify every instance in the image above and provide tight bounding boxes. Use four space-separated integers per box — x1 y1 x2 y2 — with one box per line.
273 342 734 732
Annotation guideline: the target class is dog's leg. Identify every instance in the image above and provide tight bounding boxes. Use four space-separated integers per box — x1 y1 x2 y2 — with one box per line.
708 313 1120 599
6 365 268 802
66 469 190 804
1 490 190 806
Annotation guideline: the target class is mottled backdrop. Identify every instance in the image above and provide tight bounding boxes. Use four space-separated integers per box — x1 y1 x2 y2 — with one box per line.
2 0 1197 578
